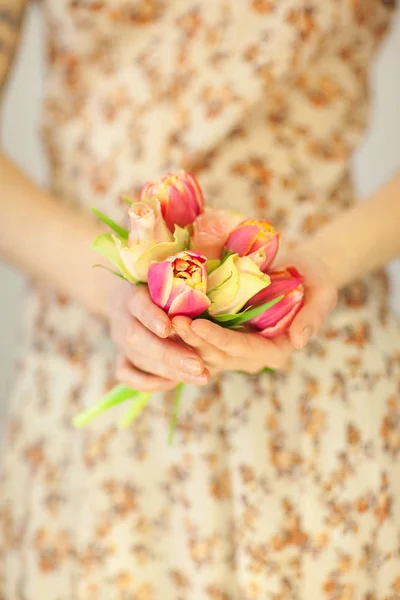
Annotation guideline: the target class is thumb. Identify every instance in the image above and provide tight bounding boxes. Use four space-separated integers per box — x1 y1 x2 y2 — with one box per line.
289 285 337 350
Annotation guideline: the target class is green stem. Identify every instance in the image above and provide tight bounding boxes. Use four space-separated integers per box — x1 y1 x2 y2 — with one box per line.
118 392 152 429
168 383 185 445
72 384 139 428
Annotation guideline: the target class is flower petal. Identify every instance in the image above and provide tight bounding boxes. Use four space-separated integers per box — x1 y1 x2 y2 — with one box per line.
207 255 240 310
168 288 211 318
211 271 270 316
226 224 260 256
148 260 174 309
132 226 189 282
255 233 280 271
250 288 304 330
92 234 138 282
128 202 158 245
258 296 304 338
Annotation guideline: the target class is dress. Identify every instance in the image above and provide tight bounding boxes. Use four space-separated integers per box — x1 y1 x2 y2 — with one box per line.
1 1 400 598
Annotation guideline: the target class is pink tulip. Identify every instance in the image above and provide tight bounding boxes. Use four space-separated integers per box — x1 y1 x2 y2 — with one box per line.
190 208 244 259
225 218 280 272
141 170 204 232
247 267 304 338
148 251 211 318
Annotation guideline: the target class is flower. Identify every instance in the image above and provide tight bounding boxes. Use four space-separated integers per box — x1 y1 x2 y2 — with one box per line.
247 267 304 337
148 251 211 318
128 199 171 246
92 197 189 283
141 170 204 232
225 218 280 272
207 254 270 317
190 208 244 259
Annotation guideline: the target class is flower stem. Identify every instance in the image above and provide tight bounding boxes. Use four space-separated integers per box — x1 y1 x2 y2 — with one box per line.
72 384 138 428
168 383 184 445
118 392 152 429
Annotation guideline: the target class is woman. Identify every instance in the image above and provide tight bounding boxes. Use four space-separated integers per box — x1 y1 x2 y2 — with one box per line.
0 0 399 598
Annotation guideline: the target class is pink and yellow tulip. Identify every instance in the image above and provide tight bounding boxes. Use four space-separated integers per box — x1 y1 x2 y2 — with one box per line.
225 218 280 272
247 267 304 337
141 170 204 232
207 254 270 317
148 251 210 318
93 197 188 283
190 208 244 259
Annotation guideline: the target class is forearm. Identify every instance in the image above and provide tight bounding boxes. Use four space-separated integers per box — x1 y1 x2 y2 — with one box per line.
0 153 110 316
304 171 400 289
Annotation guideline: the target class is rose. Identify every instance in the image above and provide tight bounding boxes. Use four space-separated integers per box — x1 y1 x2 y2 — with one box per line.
207 253 270 317
225 218 280 272
141 170 204 232
148 251 211 318
247 267 304 337
93 197 188 283
190 208 244 259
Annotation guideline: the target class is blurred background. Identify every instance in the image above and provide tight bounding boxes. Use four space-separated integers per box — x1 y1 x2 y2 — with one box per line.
0 6 399 418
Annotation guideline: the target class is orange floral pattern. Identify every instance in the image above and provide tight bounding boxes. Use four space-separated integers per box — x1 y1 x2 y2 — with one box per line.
1 1 400 598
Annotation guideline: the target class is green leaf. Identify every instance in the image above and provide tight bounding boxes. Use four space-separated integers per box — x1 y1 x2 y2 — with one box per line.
118 392 152 429
212 311 248 323
211 295 283 327
232 295 283 325
92 264 127 280
121 195 133 206
72 384 139 428
221 247 234 262
92 208 129 240
168 383 185 445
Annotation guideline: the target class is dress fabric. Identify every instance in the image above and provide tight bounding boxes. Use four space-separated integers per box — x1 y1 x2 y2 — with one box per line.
1 1 400 599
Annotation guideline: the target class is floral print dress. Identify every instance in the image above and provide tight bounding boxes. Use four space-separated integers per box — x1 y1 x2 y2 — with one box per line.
1 1 400 599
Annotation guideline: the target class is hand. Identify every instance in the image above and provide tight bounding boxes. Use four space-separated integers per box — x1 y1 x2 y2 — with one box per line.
107 278 210 392
172 244 338 374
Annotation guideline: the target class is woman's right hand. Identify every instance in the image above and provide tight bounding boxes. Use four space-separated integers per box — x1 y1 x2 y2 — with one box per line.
107 278 210 392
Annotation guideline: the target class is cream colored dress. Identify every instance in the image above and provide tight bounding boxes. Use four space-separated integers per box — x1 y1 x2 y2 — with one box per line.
1 1 400 599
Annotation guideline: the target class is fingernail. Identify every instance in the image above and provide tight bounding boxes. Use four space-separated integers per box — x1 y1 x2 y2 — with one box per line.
151 319 167 337
181 357 202 375
298 326 313 349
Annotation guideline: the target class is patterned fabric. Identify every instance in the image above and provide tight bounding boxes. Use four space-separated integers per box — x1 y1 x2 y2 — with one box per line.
1 1 400 599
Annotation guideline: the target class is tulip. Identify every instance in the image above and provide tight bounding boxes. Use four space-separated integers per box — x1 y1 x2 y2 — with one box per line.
148 251 211 318
128 199 171 246
207 254 270 317
247 267 304 338
141 170 204 232
190 208 244 259
225 218 280 272
93 197 189 283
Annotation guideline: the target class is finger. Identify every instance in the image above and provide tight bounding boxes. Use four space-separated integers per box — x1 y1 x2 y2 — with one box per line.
172 316 227 364
127 286 172 338
115 356 177 392
192 320 291 370
289 283 337 350
125 319 209 385
229 333 292 373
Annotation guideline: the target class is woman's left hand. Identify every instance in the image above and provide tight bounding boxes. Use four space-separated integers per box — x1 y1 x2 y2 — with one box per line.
172 245 338 375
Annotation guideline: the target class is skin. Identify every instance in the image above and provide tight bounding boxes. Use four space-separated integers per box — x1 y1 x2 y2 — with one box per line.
0 2 399 391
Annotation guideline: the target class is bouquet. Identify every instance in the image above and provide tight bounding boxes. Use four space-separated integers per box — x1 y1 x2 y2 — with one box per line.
73 171 304 442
